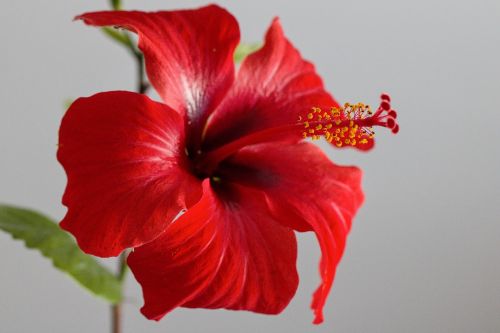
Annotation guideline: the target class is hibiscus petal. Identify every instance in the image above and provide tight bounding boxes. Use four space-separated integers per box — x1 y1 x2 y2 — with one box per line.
202 18 338 150
218 142 364 324
128 180 298 320
58 91 201 257
76 5 240 149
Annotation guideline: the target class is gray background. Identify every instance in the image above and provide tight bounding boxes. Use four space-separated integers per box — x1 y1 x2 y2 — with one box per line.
1 0 499 332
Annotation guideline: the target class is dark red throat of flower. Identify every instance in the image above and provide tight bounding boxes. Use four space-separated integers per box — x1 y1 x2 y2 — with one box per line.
200 94 399 174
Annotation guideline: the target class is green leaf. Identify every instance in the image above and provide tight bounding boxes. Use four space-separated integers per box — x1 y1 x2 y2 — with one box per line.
110 0 122 10
234 43 261 63
0 205 122 303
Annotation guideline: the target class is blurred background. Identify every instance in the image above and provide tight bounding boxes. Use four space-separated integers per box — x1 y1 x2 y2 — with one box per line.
0 0 499 332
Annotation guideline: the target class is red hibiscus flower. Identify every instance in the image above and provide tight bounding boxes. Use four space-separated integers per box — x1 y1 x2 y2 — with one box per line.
57 5 398 324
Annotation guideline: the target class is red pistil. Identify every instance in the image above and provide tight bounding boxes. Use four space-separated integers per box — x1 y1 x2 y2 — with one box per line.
301 94 399 148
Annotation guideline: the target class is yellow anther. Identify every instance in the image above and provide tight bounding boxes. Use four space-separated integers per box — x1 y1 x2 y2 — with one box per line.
303 100 376 147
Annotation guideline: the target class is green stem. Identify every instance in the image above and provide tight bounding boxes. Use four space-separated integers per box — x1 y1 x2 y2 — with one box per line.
111 300 123 333
112 251 128 333
101 28 149 93
117 251 129 282
109 32 148 333
110 0 122 10
115 28 149 94
123 34 149 94
135 51 149 94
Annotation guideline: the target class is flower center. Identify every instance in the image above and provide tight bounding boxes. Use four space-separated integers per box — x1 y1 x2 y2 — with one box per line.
195 93 398 177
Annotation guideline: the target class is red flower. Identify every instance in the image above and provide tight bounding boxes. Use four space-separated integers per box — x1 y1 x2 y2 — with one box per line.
58 5 398 324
